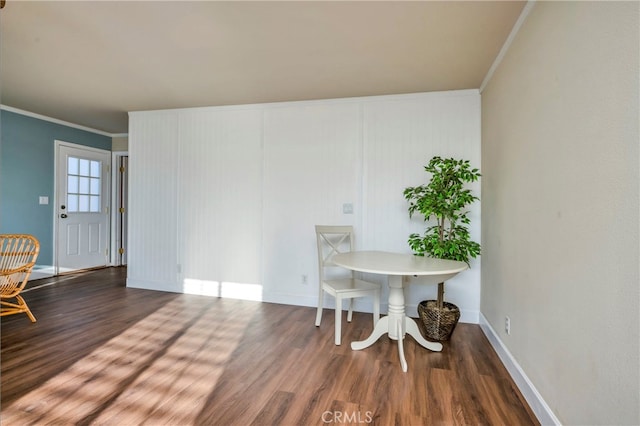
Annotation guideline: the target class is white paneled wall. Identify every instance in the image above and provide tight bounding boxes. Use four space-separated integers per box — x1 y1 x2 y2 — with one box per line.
177 108 263 298
361 92 481 321
262 102 362 306
128 90 481 321
128 112 180 291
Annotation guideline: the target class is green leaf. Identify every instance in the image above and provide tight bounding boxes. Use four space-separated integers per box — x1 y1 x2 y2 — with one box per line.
403 156 481 264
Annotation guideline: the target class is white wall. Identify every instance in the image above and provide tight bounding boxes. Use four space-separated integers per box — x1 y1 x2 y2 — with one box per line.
361 93 481 320
128 112 179 292
128 90 481 321
481 2 639 425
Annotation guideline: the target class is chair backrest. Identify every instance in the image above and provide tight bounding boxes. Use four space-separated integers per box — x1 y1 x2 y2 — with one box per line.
0 234 40 295
315 225 355 283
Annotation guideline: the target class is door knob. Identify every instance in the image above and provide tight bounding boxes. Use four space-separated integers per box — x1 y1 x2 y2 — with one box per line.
60 213 68 218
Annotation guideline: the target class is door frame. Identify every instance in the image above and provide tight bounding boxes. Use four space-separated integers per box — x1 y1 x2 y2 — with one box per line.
110 151 128 266
53 140 112 275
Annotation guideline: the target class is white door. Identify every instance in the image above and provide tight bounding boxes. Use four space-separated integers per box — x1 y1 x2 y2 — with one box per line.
56 142 111 273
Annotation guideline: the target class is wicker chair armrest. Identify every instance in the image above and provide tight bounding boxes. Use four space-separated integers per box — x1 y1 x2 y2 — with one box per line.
0 263 36 277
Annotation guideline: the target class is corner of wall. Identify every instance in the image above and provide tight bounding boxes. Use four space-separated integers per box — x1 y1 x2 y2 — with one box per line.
479 313 561 426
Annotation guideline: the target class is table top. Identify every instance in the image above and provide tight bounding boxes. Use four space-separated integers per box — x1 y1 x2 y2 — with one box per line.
331 251 467 276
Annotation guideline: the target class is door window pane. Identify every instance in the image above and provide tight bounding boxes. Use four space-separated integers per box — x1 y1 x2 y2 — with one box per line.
90 161 101 178
68 157 79 175
79 177 90 194
79 195 89 212
67 156 102 213
68 176 79 193
68 195 79 212
90 178 100 195
89 196 100 212
79 159 90 176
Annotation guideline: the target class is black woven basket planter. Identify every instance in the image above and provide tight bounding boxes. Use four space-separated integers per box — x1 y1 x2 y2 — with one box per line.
417 300 461 341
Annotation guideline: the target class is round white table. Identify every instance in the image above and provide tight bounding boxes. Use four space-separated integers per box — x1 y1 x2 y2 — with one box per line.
331 251 467 372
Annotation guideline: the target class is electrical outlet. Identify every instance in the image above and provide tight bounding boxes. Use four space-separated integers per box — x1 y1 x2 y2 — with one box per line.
301 274 308 285
505 316 511 335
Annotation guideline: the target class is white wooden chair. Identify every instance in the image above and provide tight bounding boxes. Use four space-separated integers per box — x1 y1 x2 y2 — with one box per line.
315 225 380 345
1 234 40 322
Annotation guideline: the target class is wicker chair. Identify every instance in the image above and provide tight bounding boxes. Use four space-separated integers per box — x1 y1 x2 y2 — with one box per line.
0 234 40 322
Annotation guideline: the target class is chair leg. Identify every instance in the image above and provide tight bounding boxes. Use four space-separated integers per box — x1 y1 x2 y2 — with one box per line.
347 298 354 323
17 295 36 323
335 296 342 345
315 291 324 327
1 296 36 322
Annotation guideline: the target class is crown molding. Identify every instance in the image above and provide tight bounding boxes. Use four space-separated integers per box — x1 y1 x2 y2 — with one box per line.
0 105 116 138
480 1 536 93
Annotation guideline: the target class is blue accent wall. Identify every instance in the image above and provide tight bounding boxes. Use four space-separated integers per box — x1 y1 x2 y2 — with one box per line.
0 109 111 266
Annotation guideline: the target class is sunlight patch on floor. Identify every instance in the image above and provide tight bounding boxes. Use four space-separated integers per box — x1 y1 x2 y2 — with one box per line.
1 297 254 424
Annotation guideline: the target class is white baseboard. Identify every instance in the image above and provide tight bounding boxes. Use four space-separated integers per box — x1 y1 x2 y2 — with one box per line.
30 266 56 280
126 278 182 294
479 313 561 426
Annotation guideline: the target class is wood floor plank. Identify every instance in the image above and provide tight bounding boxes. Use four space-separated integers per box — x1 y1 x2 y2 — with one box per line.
1 267 538 425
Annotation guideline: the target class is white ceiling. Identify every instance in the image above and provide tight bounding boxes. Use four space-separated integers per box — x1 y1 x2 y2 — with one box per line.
0 1 526 135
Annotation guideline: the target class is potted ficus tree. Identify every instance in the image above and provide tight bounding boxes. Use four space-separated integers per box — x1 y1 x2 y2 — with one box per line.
403 156 481 340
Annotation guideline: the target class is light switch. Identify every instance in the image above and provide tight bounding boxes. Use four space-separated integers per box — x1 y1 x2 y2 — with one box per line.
39 196 49 205
343 203 353 214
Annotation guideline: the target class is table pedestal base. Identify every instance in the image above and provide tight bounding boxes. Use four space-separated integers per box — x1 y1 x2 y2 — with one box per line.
350 275 443 372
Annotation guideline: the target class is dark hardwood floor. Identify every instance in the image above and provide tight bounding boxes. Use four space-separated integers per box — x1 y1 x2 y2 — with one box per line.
1 267 538 425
